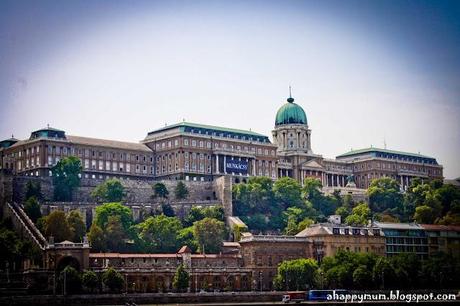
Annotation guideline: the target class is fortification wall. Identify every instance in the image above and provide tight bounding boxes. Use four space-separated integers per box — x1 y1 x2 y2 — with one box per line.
11 176 216 203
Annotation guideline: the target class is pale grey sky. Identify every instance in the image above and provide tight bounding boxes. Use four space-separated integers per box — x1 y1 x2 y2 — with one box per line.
1 1 459 178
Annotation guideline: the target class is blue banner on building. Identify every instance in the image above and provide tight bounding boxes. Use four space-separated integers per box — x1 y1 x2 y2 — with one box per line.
225 158 248 174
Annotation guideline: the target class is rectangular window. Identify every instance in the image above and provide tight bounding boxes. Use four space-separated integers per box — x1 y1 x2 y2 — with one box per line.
105 161 110 170
98 161 103 170
126 164 130 172
113 162 118 171
85 159 89 169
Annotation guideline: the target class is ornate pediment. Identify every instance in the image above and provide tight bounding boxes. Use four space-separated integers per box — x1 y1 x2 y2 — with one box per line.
300 159 324 170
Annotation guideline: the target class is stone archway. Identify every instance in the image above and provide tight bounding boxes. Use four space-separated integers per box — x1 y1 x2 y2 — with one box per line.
56 256 80 272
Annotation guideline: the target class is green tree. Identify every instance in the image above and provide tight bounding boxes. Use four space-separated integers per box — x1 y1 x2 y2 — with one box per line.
24 180 42 200
302 177 323 200
202 206 225 221
232 176 274 215
52 156 82 201
174 181 189 200
88 223 106 252
153 182 169 199
91 179 125 202
240 214 268 232
161 203 175 217
420 252 460 289
335 195 353 220
173 264 190 292
94 202 133 232
273 177 303 208
177 226 199 252
184 206 225 227
283 207 313 235
24 196 41 223
372 256 397 289
193 217 226 254
102 267 124 292
389 253 420 289
183 206 205 226
44 210 72 242
321 250 379 289
137 215 183 252
274 258 318 290
0 227 21 264
367 177 403 216
303 178 337 218
353 265 372 289
345 203 370 226
59 266 82 294
82 270 99 293
414 205 435 224
105 215 128 252
67 210 86 242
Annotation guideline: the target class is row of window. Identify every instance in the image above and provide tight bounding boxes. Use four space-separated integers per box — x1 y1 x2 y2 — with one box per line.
386 245 428 253
83 159 153 174
332 228 381 236
386 237 428 245
355 162 441 176
374 152 436 165
155 139 275 156
183 127 269 143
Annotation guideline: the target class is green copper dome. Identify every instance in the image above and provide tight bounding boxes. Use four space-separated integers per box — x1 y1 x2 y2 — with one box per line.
275 96 307 126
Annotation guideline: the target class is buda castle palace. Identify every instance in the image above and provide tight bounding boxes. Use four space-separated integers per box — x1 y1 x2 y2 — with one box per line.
0 92 443 191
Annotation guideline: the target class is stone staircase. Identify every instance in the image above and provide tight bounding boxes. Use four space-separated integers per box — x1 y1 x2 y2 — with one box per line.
3 202 48 251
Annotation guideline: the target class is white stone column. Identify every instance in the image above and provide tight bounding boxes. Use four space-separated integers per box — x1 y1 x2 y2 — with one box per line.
224 155 227 174
253 159 256 176
246 158 249 176
216 154 220 174
342 176 345 187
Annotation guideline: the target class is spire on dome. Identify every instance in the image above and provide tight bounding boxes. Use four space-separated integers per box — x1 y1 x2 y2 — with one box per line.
287 85 294 103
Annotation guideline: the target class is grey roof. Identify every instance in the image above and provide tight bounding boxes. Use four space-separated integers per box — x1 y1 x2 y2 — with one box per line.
147 121 267 138
67 136 151 152
337 147 435 160
373 221 423 230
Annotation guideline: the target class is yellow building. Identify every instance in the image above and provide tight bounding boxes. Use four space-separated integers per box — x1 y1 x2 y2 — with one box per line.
296 222 386 261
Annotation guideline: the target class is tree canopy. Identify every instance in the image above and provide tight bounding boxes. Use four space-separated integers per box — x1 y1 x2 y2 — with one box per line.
193 217 226 254
137 215 183 252
43 210 72 242
172 264 190 292
52 156 82 201
153 182 169 199
274 258 318 290
67 210 86 242
94 202 133 231
24 196 41 223
174 181 189 200
91 178 125 202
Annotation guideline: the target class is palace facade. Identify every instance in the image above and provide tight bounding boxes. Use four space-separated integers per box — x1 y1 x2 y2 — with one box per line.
0 92 444 188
